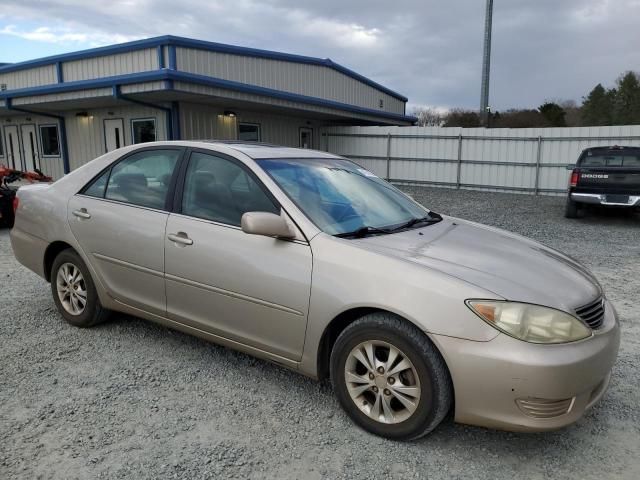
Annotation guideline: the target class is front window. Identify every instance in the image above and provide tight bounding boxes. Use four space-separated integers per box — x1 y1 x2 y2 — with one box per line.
238 123 261 142
131 118 156 144
257 158 430 236
182 152 278 226
39 125 60 156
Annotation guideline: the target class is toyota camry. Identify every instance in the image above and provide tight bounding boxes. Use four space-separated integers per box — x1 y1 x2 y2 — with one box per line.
10 141 620 440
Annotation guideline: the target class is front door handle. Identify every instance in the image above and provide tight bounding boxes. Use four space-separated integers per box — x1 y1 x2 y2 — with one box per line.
167 232 193 246
72 208 91 219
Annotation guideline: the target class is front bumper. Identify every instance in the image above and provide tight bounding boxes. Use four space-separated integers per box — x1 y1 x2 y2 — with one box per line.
431 299 620 432
571 192 640 207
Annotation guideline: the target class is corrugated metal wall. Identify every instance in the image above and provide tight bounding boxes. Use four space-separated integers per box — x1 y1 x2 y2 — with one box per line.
13 88 113 106
173 81 393 125
62 49 158 82
0 65 57 90
0 115 65 179
179 101 322 148
65 105 167 172
176 48 405 115
322 125 640 195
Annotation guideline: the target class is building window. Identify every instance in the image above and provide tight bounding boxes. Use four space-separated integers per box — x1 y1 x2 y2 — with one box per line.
39 125 61 157
131 118 157 144
238 123 261 142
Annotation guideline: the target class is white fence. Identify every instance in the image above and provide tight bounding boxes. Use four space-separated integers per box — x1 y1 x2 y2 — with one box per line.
320 125 640 195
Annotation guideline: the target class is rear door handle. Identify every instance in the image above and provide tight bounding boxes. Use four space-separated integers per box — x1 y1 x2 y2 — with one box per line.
72 208 91 219
167 232 193 246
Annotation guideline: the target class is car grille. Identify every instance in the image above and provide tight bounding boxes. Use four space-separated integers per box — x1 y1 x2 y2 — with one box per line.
575 297 605 329
516 397 574 419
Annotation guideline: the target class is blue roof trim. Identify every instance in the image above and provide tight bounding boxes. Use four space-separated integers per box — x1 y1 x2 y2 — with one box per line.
0 70 170 98
168 70 416 123
0 70 416 124
0 35 408 102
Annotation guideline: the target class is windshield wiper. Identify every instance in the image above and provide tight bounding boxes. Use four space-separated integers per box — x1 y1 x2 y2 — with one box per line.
390 212 443 232
334 225 392 238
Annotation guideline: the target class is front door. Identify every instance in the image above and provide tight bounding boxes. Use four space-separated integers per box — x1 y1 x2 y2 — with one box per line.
20 124 39 172
4 126 22 170
164 150 313 360
299 127 313 149
68 148 183 315
104 118 125 152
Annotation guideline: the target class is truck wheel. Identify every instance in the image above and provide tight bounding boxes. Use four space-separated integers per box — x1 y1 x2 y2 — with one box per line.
330 312 452 440
50 249 110 328
564 198 580 218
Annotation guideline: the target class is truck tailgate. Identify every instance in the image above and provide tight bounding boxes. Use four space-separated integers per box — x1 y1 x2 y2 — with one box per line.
576 168 640 194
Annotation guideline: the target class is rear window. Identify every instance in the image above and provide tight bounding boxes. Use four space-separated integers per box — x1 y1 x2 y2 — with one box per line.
580 151 640 167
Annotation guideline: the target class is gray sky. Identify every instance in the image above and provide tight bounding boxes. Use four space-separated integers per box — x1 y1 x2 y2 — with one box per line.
1 0 639 112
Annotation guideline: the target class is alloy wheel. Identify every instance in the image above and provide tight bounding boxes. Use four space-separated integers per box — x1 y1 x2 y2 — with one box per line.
56 262 87 316
344 340 421 424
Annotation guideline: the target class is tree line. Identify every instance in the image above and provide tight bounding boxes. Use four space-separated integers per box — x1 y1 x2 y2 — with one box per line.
413 71 640 128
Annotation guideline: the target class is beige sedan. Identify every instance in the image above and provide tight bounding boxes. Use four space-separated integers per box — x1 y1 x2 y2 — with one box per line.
11 141 620 440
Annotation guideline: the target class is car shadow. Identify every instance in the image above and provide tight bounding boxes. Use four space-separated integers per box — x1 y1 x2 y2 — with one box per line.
91 311 609 459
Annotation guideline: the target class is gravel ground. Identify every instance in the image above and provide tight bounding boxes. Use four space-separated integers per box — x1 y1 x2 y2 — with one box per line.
1 187 639 480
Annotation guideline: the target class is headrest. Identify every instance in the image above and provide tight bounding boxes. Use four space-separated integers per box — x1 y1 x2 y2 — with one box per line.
114 172 147 189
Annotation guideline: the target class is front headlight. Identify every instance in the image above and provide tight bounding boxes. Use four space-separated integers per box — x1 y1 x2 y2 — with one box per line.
466 300 592 344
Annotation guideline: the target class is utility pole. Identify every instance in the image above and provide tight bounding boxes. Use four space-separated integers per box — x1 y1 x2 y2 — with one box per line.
480 0 493 127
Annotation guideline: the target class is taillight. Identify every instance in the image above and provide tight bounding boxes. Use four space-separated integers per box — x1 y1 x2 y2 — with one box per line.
569 170 579 188
12 196 19 214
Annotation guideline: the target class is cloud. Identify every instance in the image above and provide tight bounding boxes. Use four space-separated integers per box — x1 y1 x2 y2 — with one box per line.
0 25 136 46
1 0 639 110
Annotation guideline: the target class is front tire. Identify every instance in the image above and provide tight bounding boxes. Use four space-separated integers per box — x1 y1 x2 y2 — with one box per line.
330 313 452 440
50 249 110 328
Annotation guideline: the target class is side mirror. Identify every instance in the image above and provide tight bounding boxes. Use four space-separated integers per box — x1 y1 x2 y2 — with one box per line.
565 164 576 170
241 211 297 239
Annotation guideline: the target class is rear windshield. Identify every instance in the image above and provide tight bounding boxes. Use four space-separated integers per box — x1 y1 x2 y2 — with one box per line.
580 152 640 167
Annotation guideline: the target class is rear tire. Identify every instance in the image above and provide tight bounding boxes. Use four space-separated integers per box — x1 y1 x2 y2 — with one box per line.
330 312 452 441
50 249 110 328
564 197 580 218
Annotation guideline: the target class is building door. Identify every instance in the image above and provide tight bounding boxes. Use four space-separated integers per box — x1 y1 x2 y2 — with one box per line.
104 118 125 152
299 127 313 149
4 125 22 170
20 124 40 172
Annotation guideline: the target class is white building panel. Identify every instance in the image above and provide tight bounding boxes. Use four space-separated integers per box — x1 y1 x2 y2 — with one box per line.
62 48 158 82
0 65 57 90
176 47 405 115
0 114 65 179
64 105 168 172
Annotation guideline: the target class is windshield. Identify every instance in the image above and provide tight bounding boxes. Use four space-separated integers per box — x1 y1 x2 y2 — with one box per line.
257 157 430 235
580 152 640 167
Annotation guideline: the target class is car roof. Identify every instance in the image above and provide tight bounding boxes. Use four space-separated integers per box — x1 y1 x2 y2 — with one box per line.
192 140 341 160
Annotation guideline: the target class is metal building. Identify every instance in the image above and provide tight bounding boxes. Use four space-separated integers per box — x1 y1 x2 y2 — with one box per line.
0 35 414 179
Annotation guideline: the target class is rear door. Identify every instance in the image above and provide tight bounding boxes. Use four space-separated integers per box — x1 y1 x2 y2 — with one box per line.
68 147 184 316
164 149 312 360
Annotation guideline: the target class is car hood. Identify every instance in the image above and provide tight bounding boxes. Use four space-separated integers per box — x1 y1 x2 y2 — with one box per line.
355 216 601 312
